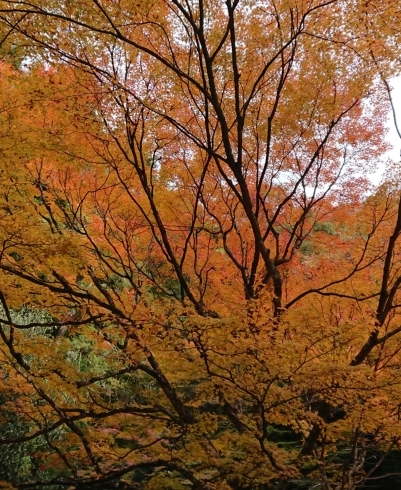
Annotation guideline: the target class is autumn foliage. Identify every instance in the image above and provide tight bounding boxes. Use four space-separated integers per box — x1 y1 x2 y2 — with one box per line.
0 0 401 489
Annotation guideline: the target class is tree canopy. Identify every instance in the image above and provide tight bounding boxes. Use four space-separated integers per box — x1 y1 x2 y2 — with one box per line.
0 0 401 488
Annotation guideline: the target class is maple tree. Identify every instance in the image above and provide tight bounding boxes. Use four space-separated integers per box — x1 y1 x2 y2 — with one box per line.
0 0 401 488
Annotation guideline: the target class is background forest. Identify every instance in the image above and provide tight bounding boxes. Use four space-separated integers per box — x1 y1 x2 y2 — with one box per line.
0 0 401 489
